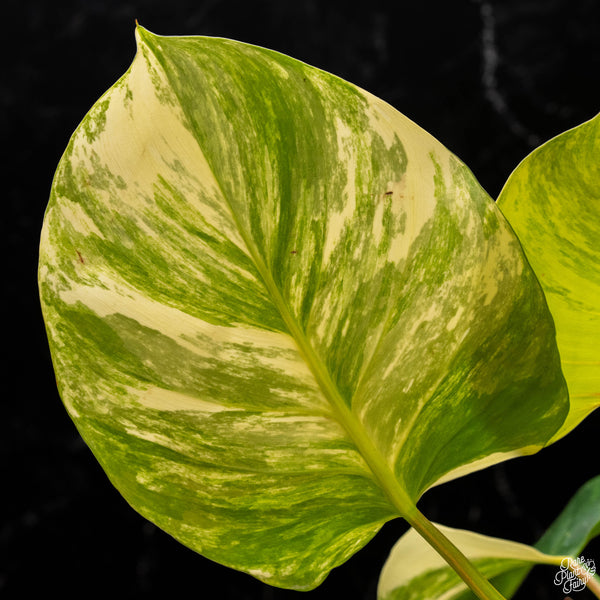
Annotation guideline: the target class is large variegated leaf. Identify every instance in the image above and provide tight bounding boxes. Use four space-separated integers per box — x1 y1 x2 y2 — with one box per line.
39 26 567 589
377 475 600 600
498 113 600 442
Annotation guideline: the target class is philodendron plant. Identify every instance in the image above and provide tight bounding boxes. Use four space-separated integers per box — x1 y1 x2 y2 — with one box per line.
38 25 599 600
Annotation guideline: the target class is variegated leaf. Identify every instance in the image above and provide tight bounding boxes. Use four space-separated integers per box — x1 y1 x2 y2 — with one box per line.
498 113 600 442
39 26 567 589
377 475 600 600
378 525 558 600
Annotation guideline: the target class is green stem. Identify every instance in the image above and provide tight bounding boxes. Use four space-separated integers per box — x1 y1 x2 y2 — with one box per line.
403 507 507 600
565 558 600 599
587 575 600 599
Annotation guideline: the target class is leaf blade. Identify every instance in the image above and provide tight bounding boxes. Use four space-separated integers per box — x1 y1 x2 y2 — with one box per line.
39 26 567 588
498 113 600 441
137 25 567 495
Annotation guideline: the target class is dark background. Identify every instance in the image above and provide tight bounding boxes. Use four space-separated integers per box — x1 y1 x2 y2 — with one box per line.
3 0 599 598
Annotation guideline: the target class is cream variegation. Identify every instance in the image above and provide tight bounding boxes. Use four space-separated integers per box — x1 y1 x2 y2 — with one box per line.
39 26 567 590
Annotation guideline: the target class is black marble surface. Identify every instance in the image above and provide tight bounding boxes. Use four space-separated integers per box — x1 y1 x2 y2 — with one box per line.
3 0 599 598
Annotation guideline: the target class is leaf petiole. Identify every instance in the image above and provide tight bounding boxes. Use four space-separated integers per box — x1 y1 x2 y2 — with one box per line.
565 558 600 599
586 574 600 599
404 508 507 600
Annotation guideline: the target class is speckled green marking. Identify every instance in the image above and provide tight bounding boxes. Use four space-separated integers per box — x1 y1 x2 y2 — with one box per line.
39 25 567 590
498 113 600 442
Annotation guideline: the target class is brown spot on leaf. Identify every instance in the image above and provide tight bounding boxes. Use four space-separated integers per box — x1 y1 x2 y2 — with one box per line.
76 250 85 264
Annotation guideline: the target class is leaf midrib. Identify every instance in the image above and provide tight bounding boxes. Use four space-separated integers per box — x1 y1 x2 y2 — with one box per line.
140 31 417 521
235 219 415 519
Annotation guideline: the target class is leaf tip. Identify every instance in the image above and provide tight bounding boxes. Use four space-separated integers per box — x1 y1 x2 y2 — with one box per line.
134 20 143 48
134 21 155 48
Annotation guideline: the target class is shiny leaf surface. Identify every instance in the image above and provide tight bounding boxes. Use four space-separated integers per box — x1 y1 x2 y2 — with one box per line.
498 113 600 441
39 26 567 589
